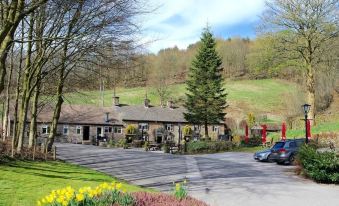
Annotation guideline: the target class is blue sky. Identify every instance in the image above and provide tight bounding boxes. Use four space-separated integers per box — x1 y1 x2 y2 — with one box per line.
142 0 266 53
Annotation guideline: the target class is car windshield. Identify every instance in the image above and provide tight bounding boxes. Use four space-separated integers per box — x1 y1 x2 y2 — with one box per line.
272 142 285 149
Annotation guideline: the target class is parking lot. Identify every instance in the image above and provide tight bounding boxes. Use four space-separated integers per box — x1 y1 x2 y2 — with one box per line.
57 143 339 206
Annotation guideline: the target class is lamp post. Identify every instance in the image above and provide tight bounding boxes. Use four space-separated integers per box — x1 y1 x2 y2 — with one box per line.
302 104 311 144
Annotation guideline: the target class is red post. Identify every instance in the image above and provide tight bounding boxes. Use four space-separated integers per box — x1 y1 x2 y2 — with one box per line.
281 122 286 141
245 124 249 144
306 120 311 140
261 125 267 144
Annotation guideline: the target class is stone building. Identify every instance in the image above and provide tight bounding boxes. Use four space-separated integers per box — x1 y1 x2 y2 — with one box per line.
10 96 226 145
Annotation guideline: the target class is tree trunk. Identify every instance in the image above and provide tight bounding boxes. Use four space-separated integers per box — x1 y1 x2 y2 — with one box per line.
204 122 208 139
306 64 316 125
28 84 40 148
12 21 25 147
2 46 14 140
16 14 35 152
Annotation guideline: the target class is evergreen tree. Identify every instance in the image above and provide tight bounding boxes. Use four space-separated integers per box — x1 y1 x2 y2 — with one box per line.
184 27 227 138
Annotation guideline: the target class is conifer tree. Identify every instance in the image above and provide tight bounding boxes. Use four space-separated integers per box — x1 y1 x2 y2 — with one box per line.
184 27 227 138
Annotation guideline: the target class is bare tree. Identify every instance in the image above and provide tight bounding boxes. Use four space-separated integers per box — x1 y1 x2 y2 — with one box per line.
0 0 47 94
261 0 339 123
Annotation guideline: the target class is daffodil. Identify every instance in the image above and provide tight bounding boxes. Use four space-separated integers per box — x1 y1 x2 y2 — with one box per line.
37 200 41 206
76 193 84 202
116 182 122 190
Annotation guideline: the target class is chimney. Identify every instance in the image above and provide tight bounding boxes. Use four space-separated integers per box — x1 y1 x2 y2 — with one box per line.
105 112 109 122
113 96 120 106
144 98 150 108
167 100 174 109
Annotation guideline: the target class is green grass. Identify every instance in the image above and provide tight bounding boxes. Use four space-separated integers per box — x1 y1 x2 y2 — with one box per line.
232 146 264 153
0 159 147 206
63 79 300 114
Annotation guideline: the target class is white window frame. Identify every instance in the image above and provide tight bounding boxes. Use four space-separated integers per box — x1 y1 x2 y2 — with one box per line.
165 124 174 131
63 125 69 135
138 123 149 131
76 126 82 135
42 125 50 134
114 126 122 134
213 126 219 133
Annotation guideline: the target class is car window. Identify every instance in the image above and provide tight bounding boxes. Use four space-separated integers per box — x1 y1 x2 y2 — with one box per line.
289 142 297 148
272 142 285 149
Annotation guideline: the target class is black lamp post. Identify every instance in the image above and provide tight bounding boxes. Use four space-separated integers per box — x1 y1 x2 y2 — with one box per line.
302 104 311 144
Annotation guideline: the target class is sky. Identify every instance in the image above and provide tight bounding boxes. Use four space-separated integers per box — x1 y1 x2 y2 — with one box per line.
142 0 266 53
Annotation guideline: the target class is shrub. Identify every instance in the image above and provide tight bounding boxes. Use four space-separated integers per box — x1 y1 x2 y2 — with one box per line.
131 140 144 148
182 125 192 136
298 145 339 184
232 135 241 147
243 137 262 147
186 141 233 154
125 125 137 134
132 192 208 206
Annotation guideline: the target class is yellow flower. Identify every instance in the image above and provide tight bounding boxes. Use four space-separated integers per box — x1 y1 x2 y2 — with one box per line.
41 198 46 204
116 183 122 190
183 179 187 184
175 183 181 191
46 195 54 203
37 200 41 206
76 193 84 202
62 200 68 206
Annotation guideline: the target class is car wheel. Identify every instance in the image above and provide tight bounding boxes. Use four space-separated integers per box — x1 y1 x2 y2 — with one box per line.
277 161 285 165
289 154 296 165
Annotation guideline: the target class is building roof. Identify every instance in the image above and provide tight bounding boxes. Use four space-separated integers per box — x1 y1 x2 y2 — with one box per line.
16 104 123 126
114 105 188 123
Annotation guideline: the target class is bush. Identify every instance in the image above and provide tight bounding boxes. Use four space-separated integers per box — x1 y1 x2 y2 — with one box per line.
242 136 262 147
186 141 233 154
131 140 144 148
298 145 339 184
125 125 137 134
132 192 208 206
232 135 242 147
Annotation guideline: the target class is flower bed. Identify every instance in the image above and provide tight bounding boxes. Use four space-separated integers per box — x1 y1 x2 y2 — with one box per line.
37 182 209 206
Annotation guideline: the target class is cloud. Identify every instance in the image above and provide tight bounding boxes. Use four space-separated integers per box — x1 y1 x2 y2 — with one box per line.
141 0 266 53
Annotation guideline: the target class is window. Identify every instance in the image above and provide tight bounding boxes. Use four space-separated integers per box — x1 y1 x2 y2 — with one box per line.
213 126 219 133
76 126 82 134
193 125 199 131
108 127 112 133
104 126 109 133
165 124 173 131
138 123 149 131
289 142 297 148
63 125 69 135
114 126 122 134
42 125 50 134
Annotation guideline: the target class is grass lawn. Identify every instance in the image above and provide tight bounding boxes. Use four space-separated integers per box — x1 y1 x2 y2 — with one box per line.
63 79 301 114
0 159 148 206
232 146 265 153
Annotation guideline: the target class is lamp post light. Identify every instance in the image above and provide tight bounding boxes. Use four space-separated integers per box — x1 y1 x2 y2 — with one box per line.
302 104 311 144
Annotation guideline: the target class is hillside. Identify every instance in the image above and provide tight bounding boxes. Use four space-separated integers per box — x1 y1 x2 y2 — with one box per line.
64 79 302 122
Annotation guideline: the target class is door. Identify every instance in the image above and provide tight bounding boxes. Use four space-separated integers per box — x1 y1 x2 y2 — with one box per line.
83 126 90 141
97 127 102 140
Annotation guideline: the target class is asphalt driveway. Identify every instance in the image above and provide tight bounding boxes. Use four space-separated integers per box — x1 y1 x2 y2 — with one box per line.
56 143 339 206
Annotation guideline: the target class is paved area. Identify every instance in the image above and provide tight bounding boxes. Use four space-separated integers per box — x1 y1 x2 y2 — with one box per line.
56 143 339 206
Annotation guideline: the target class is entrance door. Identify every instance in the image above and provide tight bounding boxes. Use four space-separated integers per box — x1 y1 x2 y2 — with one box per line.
83 126 90 140
97 127 102 140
